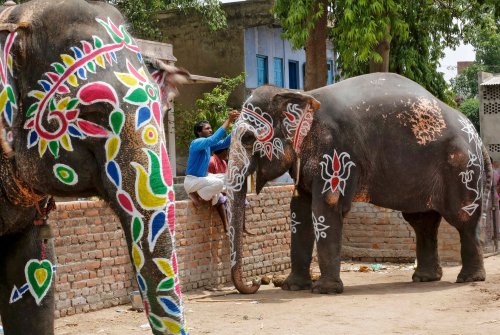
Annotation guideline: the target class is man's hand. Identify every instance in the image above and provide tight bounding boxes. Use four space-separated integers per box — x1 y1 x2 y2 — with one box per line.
228 110 240 123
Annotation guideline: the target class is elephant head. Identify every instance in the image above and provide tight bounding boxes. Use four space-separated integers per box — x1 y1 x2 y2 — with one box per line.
0 1 187 334
226 86 320 293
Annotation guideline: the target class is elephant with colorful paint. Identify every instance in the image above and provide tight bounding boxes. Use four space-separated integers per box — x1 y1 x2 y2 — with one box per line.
0 1 187 334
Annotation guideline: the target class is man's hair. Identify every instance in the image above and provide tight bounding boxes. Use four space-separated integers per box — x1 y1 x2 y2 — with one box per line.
214 148 228 155
194 120 210 138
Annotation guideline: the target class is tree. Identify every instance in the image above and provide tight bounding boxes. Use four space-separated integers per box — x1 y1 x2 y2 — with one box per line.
273 0 328 91
274 0 493 103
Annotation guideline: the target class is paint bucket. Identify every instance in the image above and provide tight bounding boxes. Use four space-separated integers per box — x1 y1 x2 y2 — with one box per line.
129 291 144 311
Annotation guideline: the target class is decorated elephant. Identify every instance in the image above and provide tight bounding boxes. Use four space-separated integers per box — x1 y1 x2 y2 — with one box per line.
226 72 492 294
0 1 187 334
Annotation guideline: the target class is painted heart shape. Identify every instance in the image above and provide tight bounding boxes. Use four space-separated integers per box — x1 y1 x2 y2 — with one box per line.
25 259 54 305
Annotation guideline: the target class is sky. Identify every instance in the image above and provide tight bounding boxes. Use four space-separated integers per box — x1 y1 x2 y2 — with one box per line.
438 43 476 82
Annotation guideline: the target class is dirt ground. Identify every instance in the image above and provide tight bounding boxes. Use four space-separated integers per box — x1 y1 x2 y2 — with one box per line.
55 254 500 335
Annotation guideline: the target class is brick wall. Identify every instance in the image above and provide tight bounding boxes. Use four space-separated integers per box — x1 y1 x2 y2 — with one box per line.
50 185 483 317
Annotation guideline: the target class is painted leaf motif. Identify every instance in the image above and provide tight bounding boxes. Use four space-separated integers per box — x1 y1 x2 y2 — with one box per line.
71 46 84 59
65 110 79 121
106 136 120 161
76 119 109 137
147 150 167 195
106 160 121 188
60 134 73 151
29 90 45 100
161 143 173 187
120 26 132 44
49 140 59 158
39 80 51 92
77 82 118 106
131 162 167 209
39 139 48 157
26 103 38 117
86 61 96 73
0 89 8 113
136 106 151 129
157 278 175 291
110 110 125 135
61 54 76 66
127 60 147 82
56 85 71 94
46 72 60 83
57 97 70 110
27 130 39 148
96 55 105 68
132 217 143 243
157 296 181 317
93 36 103 48
67 74 78 87
148 211 167 253
131 243 144 270
124 87 148 105
82 40 93 54
77 67 87 80
49 99 56 112
68 125 85 139
66 98 79 110
52 63 65 75
115 72 139 87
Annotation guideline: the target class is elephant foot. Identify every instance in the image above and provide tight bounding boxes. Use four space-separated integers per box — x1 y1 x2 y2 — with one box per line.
281 273 312 291
311 277 343 294
456 268 485 283
412 266 442 282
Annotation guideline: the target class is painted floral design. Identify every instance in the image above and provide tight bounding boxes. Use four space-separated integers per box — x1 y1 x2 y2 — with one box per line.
320 149 356 195
312 212 329 241
283 103 314 153
458 115 484 215
0 32 17 144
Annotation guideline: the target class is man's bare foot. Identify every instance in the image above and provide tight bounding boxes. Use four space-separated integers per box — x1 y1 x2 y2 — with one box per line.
188 192 209 208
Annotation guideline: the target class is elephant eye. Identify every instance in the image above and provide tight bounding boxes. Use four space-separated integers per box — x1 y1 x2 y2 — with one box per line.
240 131 255 146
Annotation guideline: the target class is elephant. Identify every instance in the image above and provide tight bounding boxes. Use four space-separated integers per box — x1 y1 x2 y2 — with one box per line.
226 72 492 294
0 1 188 334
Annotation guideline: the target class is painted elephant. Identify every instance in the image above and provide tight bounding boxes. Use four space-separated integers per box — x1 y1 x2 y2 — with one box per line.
226 72 492 294
0 1 187 334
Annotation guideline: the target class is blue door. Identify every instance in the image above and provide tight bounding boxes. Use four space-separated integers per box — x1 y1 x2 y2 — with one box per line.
327 60 334 85
256 55 268 86
288 60 299 89
273 58 283 87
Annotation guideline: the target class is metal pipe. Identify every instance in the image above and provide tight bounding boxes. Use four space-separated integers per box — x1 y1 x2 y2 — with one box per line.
492 181 498 251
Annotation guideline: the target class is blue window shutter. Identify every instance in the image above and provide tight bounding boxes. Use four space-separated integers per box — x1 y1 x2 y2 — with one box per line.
257 55 268 86
273 58 283 87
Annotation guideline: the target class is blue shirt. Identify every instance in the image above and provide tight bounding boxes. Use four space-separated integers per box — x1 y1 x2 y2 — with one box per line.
186 127 231 177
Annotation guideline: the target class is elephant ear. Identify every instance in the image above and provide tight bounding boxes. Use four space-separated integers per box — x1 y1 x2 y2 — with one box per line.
271 91 320 153
145 58 190 110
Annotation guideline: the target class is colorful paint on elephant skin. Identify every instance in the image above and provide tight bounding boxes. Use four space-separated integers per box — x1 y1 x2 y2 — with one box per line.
53 163 79 185
283 103 314 153
0 32 18 144
320 149 356 196
104 52 185 333
24 17 140 159
10 259 56 305
457 115 484 216
312 212 329 241
241 101 284 160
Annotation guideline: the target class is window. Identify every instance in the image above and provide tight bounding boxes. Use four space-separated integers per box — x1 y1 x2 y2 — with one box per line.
256 55 268 86
327 60 334 85
273 58 284 87
288 60 299 89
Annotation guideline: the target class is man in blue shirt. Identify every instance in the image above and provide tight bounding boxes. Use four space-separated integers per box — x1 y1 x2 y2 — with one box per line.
184 110 240 211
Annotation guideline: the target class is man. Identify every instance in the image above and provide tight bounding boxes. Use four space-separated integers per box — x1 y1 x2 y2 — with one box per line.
208 148 228 175
184 110 239 216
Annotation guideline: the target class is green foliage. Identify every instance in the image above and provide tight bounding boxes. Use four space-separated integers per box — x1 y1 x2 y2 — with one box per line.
107 0 226 40
459 98 480 132
451 9 500 99
174 74 245 155
332 0 409 76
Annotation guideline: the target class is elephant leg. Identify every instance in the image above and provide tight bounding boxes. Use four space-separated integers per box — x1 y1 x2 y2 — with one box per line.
282 191 314 291
311 202 344 294
403 211 443 282
0 225 55 335
444 213 485 283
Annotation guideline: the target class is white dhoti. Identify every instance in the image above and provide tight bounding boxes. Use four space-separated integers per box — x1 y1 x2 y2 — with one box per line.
184 173 225 205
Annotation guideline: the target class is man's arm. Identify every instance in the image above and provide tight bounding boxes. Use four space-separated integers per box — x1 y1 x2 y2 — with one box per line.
191 110 240 151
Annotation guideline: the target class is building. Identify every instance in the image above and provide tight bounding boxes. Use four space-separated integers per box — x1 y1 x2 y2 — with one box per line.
479 71 500 162
155 0 337 111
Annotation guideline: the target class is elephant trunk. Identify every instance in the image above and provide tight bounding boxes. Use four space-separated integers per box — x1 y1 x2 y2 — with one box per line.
227 189 260 294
